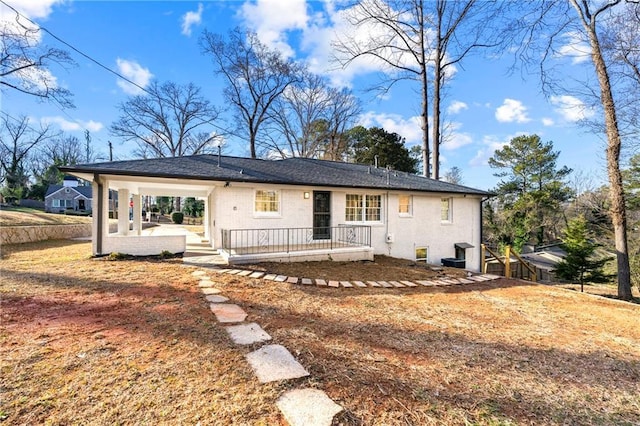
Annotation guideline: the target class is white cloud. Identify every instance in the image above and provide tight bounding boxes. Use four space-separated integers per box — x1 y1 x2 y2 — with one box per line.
447 101 468 115
550 95 595 122
42 116 104 132
442 122 473 151
557 31 591 65
1 0 63 20
469 132 526 167
181 3 203 37
239 0 309 58
542 117 555 126
495 98 531 123
357 111 423 145
116 58 153 95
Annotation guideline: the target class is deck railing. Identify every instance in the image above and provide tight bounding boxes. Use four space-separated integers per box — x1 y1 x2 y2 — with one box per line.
221 225 371 255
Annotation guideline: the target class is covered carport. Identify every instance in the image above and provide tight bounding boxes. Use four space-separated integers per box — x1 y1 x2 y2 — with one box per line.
64 169 218 256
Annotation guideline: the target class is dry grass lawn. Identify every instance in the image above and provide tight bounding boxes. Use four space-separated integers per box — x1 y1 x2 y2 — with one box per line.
1 240 639 425
0 207 92 227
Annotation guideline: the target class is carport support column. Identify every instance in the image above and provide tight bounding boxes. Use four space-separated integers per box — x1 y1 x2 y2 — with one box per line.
118 188 130 235
92 176 109 255
132 193 142 235
204 192 212 243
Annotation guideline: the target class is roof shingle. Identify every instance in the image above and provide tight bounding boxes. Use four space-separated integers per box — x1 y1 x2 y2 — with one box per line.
59 154 490 196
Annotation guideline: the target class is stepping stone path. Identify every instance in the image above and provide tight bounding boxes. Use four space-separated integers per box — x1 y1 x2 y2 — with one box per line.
226 322 272 345
205 294 229 303
191 268 343 425
246 344 310 383
277 388 344 426
188 263 505 425
209 303 247 323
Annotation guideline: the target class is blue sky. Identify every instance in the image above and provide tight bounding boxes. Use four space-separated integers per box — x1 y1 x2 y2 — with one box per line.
1 0 609 191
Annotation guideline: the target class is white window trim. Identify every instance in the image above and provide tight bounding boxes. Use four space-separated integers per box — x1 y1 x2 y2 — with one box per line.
345 193 383 224
415 245 428 263
441 197 452 223
253 189 281 218
398 194 413 217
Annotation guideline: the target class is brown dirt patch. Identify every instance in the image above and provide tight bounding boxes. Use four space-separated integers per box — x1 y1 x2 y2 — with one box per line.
243 255 469 282
2 240 639 425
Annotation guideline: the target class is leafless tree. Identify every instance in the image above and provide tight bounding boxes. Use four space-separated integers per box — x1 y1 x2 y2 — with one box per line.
200 28 304 158
600 2 640 148
266 71 360 160
515 0 637 300
110 81 222 159
0 113 56 201
442 166 463 185
0 4 74 108
333 0 506 178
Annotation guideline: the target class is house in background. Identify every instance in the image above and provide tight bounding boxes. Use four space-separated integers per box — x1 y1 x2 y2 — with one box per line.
60 155 490 270
45 176 92 213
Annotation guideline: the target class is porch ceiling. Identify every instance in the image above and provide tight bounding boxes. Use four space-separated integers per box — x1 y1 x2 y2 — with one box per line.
102 174 216 197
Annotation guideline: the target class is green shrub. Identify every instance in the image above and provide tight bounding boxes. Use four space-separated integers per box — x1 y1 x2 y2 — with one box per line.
171 212 184 224
106 252 129 261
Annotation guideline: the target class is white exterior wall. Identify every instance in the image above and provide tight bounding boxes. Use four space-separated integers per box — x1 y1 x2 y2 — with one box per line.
211 184 483 271
212 184 315 247
103 235 186 256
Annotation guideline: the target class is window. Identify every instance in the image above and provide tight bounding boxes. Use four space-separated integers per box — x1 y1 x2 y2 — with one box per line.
398 195 412 215
255 190 280 215
415 247 428 262
52 199 73 208
345 194 362 222
345 194 381 222
441 197 452 222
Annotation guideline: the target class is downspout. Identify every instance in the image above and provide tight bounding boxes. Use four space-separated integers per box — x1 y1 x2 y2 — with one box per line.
95 173 103 254
385 191 390 255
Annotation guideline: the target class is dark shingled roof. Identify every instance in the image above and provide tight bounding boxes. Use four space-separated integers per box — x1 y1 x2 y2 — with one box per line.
59 154 490 196
45 184 92 198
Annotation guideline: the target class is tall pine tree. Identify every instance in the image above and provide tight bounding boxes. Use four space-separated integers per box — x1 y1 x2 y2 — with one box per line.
487 134 572 250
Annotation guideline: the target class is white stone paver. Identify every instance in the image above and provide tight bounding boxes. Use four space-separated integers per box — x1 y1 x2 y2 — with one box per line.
191 270 206 277
209 303 248 323
340 281 353 288
198 280 215 287
249 272 265 279
201 287 222 295
277 388 343 426
245 344 309 383
301 278 313 285
205 294 229 303
225 322 272 345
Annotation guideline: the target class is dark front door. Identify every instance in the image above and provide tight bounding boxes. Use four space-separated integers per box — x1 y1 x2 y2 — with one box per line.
313 191 331 240
78 199 85 210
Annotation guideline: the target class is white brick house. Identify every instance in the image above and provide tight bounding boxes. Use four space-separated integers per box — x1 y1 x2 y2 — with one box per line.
60 155 490 270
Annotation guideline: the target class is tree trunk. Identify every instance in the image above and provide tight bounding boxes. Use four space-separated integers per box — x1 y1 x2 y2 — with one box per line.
413 0 429 177
432 2 443 181
432 55 442 181
586 18 633 300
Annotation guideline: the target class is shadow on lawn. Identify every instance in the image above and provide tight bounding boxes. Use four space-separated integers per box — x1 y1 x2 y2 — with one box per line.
0 239 90 258
231 297 640 425
0 267 227 350
3 252 639 425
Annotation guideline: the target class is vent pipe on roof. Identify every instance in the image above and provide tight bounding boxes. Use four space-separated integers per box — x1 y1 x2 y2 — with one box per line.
217 145 221 167
367 167 371 174
374 155 378 168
